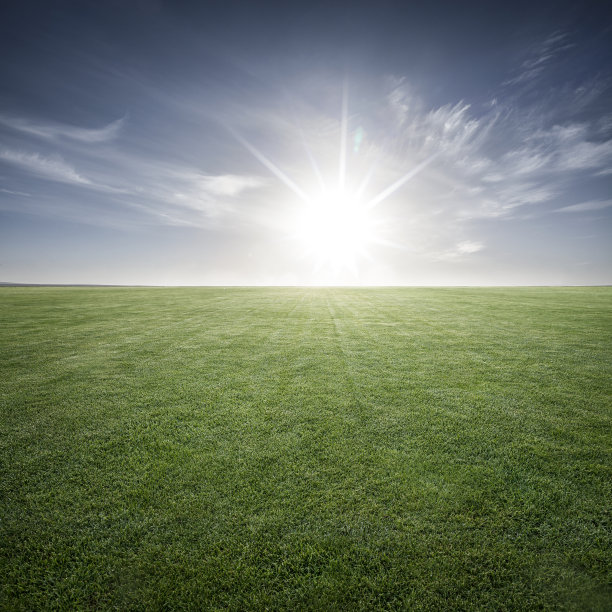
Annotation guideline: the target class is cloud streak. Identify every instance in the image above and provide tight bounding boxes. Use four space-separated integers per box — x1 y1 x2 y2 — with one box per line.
0 148 130 195
0 149 91 185
555 200 612 213
0 188 31 196
503 31 573 86
111 164 271 227
193 174 267 197
0 115 125 143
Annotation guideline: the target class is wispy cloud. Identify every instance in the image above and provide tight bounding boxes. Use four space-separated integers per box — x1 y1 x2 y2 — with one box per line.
434 240 485 261
383 70 612 219
110 166 271 227
0 148 128 195
193 173 266 197
503 31 573 86
555 200 612 213
0 188 31 196
457 240 484 254
0 115 125 143
526 124 612 172
0 149 91 185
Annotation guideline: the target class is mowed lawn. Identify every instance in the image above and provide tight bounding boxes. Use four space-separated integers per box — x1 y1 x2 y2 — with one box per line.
1 287 610 610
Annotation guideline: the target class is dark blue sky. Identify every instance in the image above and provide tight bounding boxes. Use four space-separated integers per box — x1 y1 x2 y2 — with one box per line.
1 0 611 284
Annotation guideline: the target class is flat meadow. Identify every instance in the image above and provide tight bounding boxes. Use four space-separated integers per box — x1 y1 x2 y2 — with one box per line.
1 287 610 610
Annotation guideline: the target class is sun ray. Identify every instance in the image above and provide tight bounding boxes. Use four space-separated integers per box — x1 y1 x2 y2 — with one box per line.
366 152 439 209
338 79 348 190
227 126 310 203
298 126 326 191
355 164 377 198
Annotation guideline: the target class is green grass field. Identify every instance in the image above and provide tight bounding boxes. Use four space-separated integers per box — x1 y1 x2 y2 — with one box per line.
1 287 611 610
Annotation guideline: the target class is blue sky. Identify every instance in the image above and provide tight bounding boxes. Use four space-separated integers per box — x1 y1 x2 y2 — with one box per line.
1 0 611 285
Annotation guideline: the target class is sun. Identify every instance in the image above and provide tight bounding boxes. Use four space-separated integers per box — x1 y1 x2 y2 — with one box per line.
229 83 437 279
293 189 375 273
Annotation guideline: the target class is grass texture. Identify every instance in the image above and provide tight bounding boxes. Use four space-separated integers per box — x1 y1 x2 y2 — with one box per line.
1 287 611 610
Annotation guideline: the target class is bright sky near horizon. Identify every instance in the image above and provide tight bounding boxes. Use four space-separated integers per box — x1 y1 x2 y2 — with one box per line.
1 0 611 285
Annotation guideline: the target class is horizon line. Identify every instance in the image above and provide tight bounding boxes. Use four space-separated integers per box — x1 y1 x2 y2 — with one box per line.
1 282 611 289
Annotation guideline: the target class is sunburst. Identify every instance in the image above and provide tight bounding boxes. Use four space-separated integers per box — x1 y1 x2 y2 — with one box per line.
229 83 437 276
